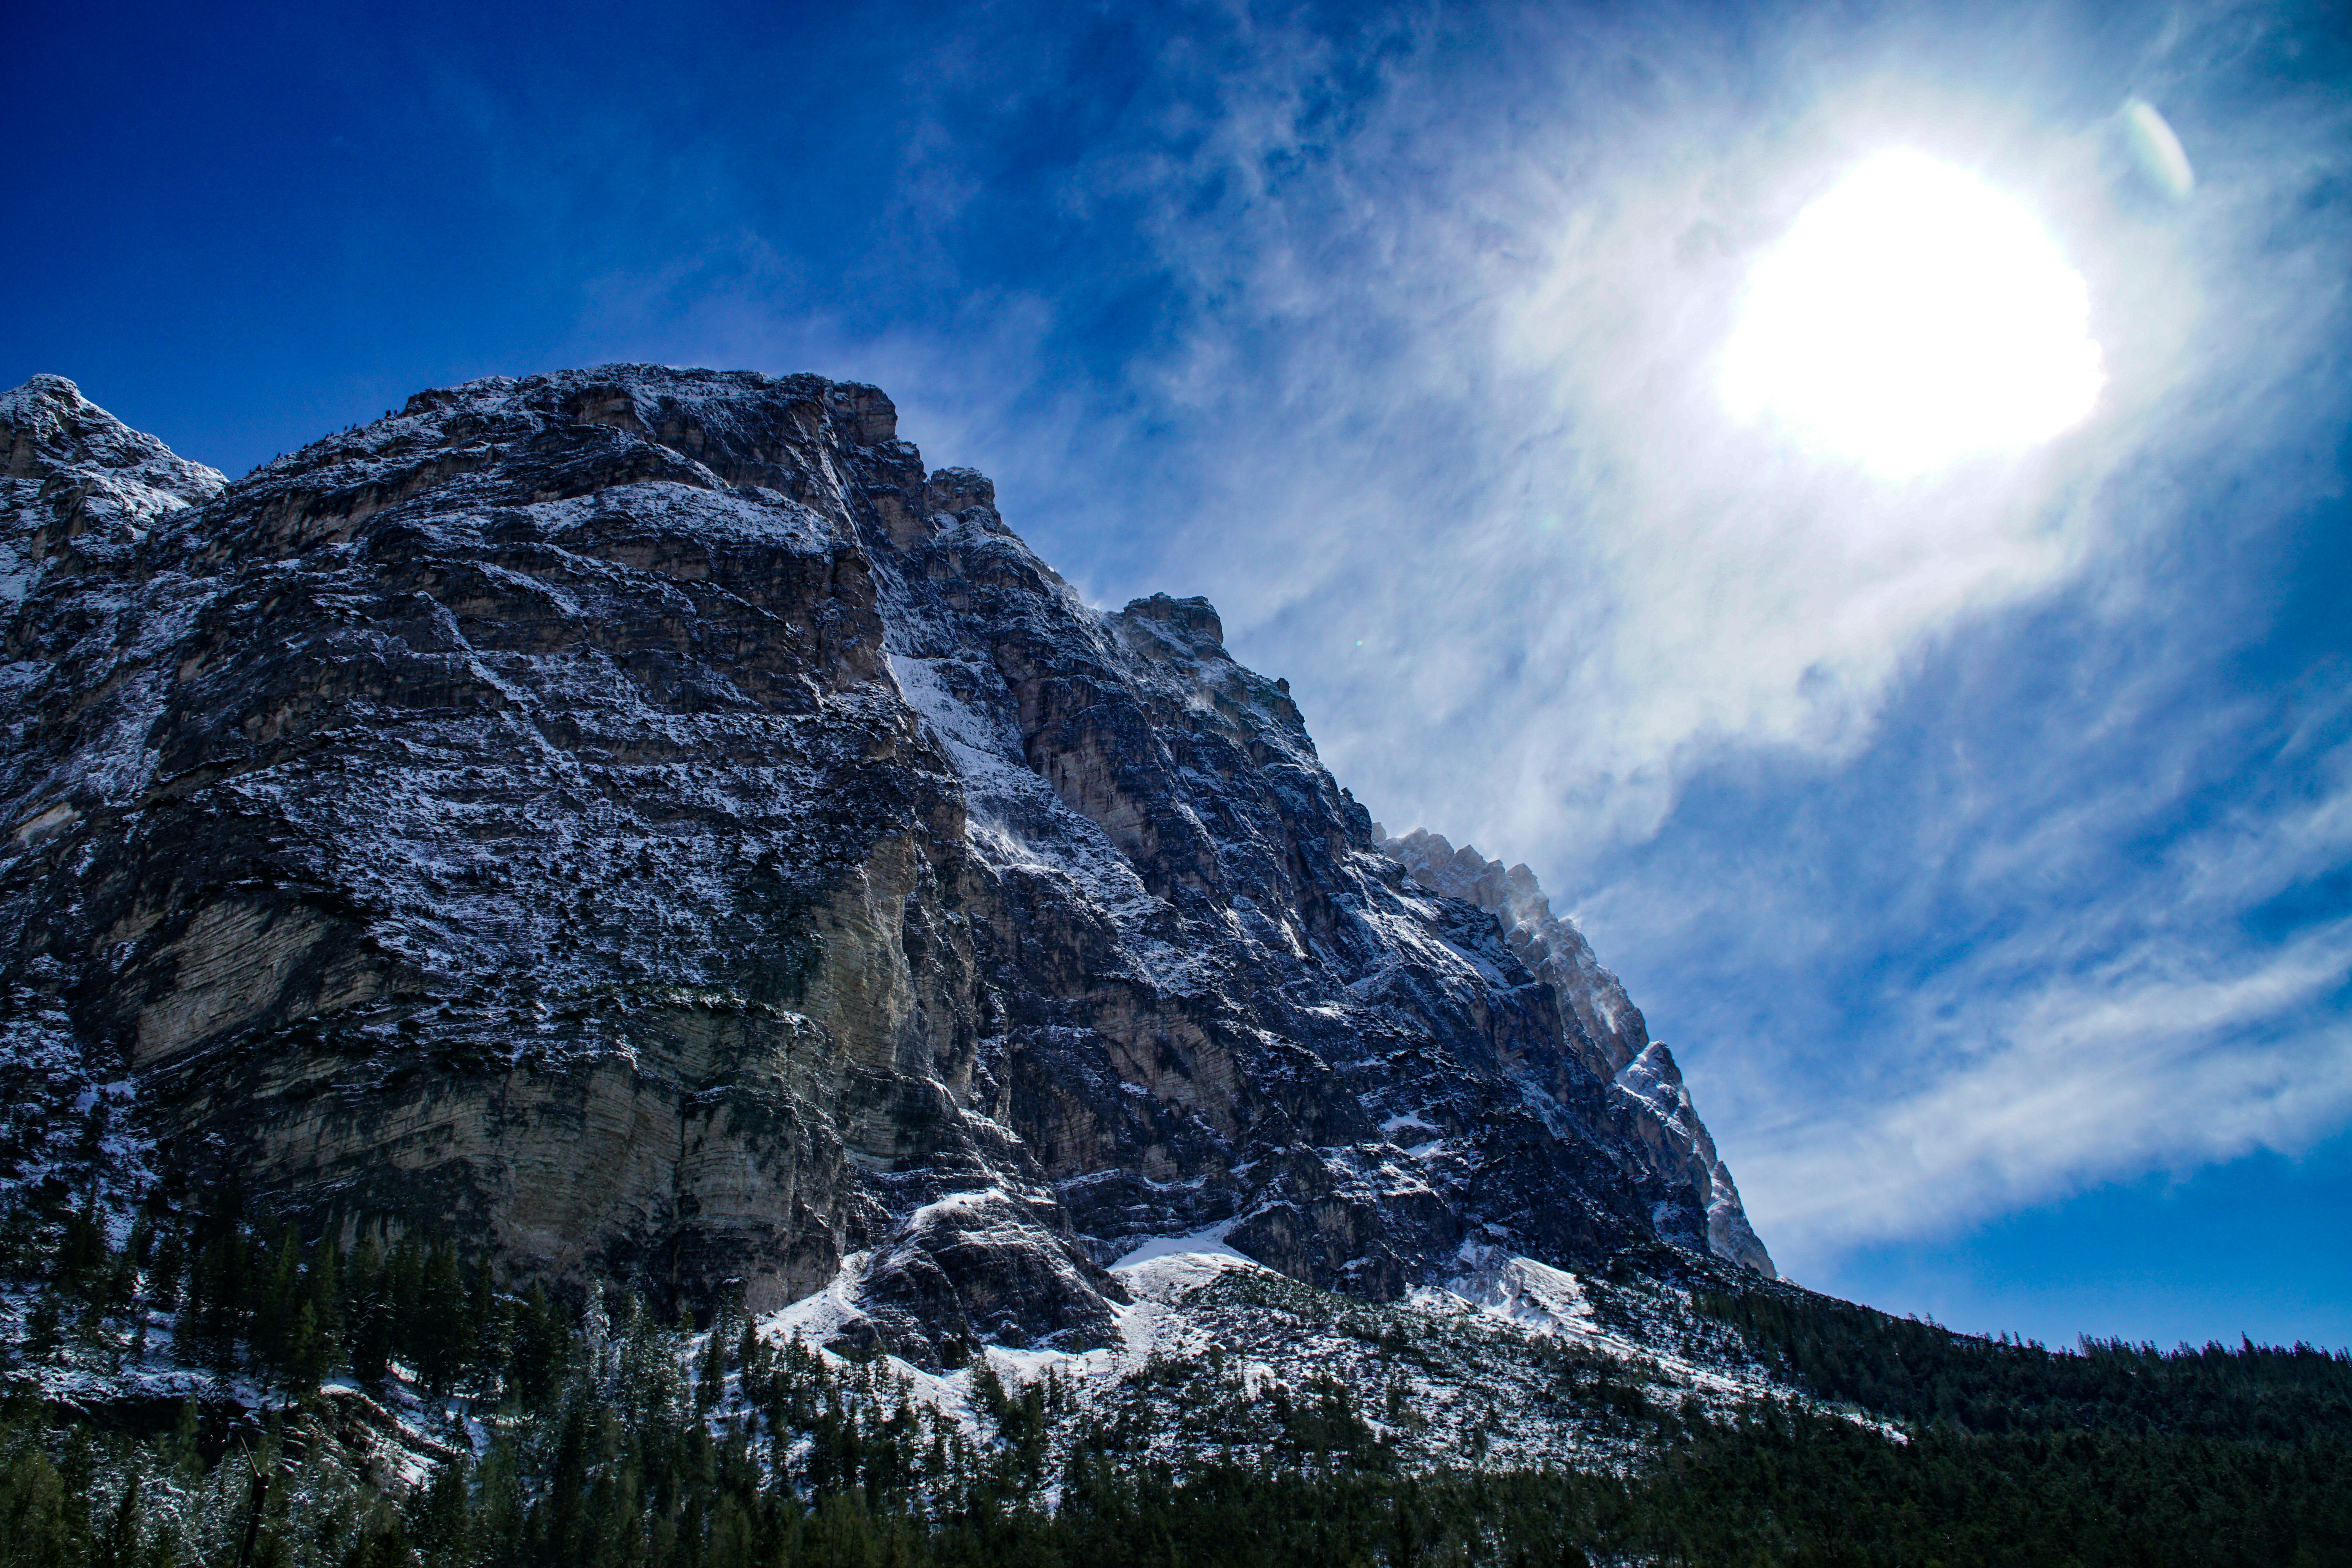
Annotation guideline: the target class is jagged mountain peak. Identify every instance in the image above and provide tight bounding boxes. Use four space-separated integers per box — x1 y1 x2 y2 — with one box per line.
1 374 223 503
1 375 226 616
1379 827 1774 1278
2 365 1769 1378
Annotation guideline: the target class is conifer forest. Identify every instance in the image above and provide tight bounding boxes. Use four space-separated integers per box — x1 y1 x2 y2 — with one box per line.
0 1184 2343 1568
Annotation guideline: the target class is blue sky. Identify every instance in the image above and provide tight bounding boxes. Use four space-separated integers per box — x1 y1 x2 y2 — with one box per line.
7 0 2347 1349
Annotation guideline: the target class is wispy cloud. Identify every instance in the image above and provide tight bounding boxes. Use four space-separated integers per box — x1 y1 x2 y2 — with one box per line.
998 0 2352 1264
530 0 2352 1269
1747 919 2352 1261
1600 700 2352 1274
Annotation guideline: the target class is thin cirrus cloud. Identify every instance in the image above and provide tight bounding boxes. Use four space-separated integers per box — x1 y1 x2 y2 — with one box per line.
1756 931 2352 1250
91 0 2336 1311
1733 737 2352 1263
848 0 2352 1289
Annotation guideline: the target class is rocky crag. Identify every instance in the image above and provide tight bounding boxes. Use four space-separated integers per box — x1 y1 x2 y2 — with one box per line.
1377 831 1772 1278
0 367 1768 1366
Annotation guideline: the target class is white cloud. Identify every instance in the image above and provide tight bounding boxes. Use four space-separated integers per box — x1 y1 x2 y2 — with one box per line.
1744 916 2352 1269
1035 4 2352 1271
1642 727 2352 1270
559 0 2352 1270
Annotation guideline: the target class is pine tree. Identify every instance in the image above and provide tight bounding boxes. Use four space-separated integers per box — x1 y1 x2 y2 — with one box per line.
465 1256 502 1392
0 1443 84 1566
99 1469 143 1568
254 1226 302 1383
190 1230 252 1376
471 1439 526 1564
416 1242 473 1395
22 1290 61 1362
508 1281 569 1409
347 1234 393 1387
408 1449 472 1566
699 1304 731 1412
285 1301 329 1399
383 1235 425 1375
148 1223 185 1313
169 1398 202 1483
53 1200 105 1301
302 1232 343 1352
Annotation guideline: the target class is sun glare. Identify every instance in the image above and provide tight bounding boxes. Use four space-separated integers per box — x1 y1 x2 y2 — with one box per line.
1720 149 2105 475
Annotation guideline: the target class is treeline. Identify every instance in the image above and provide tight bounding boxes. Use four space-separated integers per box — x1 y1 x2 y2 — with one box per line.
2 1187 575 1407
0 1189 2346 1565
1693 1282 2352 1441
1641 1404 2350 1568
0 1376 2343 1566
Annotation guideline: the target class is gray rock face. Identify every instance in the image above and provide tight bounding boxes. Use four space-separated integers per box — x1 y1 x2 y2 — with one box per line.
1379 830 1774 1278
0 365 1769 1360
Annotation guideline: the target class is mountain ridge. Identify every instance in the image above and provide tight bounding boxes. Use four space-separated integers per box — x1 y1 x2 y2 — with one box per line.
2 365 1766 1367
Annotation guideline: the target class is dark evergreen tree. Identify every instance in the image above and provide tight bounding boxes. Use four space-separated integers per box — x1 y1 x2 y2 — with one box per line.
346 1236 392 1389
415 1243 472 1396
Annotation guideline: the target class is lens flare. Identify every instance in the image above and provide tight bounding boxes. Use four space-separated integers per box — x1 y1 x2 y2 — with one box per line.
2121 98 2196 201
1720 149 2106 476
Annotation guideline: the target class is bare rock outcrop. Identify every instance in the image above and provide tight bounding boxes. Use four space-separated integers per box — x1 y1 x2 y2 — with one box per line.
1380 829 1775 1278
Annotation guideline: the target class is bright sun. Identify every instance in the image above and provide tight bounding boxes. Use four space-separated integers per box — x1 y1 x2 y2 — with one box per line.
1720 149 2105 476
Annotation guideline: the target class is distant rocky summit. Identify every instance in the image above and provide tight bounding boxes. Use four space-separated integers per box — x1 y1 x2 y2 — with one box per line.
0 366 1768 1367
1378 831 1772 1278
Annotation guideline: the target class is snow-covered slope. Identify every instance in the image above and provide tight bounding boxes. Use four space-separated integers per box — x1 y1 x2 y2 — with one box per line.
735 1240 1832 1486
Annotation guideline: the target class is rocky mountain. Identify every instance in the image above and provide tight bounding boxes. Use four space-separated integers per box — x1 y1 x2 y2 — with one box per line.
1377 831 1772 1278
0 365 1769 1369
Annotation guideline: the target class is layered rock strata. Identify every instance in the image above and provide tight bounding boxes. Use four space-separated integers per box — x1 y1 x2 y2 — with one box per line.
0 366 1769 1363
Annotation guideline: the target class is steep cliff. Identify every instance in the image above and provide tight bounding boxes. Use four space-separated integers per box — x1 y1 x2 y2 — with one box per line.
0 366 1768 1363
